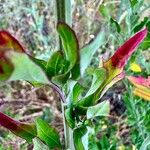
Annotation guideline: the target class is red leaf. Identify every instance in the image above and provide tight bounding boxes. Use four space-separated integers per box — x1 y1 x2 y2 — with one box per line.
0 112 36 141
107 28 148 68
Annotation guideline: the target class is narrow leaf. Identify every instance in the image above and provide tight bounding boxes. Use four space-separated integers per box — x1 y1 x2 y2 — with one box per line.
140 136 150 150
36 118 62 149
65 108 75 129
57 22 79 70
80 31 105 75
73 126 87 150
46 51 68 78
0 112 36 142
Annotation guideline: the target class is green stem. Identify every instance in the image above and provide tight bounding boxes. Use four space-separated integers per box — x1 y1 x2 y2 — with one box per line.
56 0 74 149
61 102 75 150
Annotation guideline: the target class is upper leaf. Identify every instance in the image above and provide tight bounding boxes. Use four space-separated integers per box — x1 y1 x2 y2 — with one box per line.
100 28 148 98
57 22 79 70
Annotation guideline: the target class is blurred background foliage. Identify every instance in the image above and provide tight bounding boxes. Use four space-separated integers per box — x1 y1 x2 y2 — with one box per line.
0 0 150 149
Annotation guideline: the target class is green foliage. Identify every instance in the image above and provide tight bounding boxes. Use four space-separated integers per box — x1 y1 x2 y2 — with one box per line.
0 0 149 149
87 101 110 119
35 118 62 149
80 31 105 75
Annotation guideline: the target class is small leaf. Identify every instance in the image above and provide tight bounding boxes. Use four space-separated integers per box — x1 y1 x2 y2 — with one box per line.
129 0 138 8
66 80 83 105
65 108 75 129
57 22 79 70
80 31 105 75
87 101 110 119
0 112 36 142
46 51 68 78
73 126 87 150
30 56 47 71
36 118 62 149
133 17 149 33
33 138 50 150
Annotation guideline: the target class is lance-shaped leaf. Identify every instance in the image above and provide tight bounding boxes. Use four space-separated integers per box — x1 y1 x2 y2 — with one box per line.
100 27 148 98
57 22 79 70
54 22 80 85
36 118 62 149
127 76 150 101
80 30 105 76
77 28 148 110
0 112 36 141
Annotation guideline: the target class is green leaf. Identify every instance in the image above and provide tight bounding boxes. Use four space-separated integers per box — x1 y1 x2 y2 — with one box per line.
80 31 105 76
73 126 87 150
57 22 79 70
33 138 50 150
65 108 75 129
85 68 106 97
30 56 47 71
36 118 62 149
99 135 110 149
66 80 83 105
46 51 68 78
8 52 49 84
133 17 149 33
87 101 110 119
53 22 80 86
0 112 36 142
52 71 70 86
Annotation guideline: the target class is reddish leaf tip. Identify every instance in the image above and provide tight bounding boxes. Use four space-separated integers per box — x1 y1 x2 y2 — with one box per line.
109 27 148 68
0 30 25 52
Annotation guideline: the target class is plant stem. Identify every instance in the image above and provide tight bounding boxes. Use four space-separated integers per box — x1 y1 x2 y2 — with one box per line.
55 0 74 149
61 102 75 150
